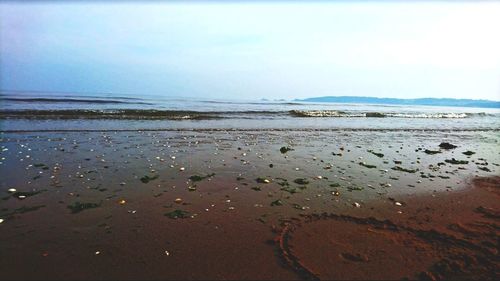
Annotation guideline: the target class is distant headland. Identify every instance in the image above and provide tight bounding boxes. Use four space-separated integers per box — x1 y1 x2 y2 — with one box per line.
293 96 500 108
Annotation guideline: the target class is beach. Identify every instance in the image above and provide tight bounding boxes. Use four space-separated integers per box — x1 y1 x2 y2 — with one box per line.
0 128 498 280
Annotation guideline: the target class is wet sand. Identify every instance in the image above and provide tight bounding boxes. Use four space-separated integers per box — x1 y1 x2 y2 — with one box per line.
0 130 498 280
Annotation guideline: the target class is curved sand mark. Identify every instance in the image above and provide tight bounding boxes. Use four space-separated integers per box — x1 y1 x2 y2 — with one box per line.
276 213 498 280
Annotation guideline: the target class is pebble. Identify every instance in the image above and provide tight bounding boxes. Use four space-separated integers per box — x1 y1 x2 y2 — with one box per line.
164 250 170 256
7 188 16 193
118 199 126 205
0 218 4 224
395 202 402 206
95 251 100 255
353 202 361 208
174 198 182 203
179 167 185 171
18 195 26 199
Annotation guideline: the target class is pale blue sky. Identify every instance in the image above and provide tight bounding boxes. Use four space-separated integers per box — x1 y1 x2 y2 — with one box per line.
1 2 500 101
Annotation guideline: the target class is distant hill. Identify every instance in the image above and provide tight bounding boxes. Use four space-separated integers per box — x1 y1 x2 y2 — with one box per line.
294 96 500 108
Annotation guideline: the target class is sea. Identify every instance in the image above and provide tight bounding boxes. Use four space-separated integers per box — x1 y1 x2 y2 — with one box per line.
1 91 499 131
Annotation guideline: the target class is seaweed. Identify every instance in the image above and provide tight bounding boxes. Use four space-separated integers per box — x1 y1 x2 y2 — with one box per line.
424 149 441 155
271 199 283 206
391 166 418 173
444 158 468 165
280 146 293 154
329 183 341 188
359 162 377 169
439 142 457 149
140 174 159 183
33 163 49 169
256 177 270 184
281 186 299 194
367 150 384 158
67 201 101 214
165 209 191 219
189 173 215 182
0 205 46 218
347 186 364 191
293 178 309 185
462 151 476 156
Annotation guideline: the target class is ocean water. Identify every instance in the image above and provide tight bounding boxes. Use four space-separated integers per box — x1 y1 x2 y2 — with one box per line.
1 91 499 131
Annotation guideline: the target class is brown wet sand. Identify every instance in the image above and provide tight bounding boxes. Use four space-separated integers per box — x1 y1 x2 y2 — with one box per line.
0 130 498 280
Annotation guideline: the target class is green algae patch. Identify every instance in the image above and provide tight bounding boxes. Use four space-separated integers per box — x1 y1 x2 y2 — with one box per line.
392 166 418 173
256 177 270 184
165 209 191 219
67 201 101 214
445 158 469 165
293 178 309 185
33 163 49 170
271 199 283 206
140 174 159 183
0 205 46 218
189 173 215 182
347 186 364 191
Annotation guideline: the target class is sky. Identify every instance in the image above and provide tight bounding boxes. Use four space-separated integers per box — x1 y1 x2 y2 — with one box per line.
1 2 500 101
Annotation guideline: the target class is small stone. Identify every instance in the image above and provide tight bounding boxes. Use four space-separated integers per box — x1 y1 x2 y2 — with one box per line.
0 218 4 224
8 188 16 193
95 251 100 255
18 195 26 199
164 250 170 256
118 199 126 205
353 202 361 208
174 198 182 203
395 202 402 206
179 167 185 171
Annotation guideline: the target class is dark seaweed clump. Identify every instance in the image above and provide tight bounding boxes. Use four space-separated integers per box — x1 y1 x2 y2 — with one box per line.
359 162 377 169
293 178 309 185
462 151 476 156
189 173 215 182
424 149 442 155
140 174 159 183
445 158 469 165
439 142 457 149
391 166 418 173
271 199 283 206
165 209 191 219
367 150 384 158
280 146 293 153
67 201 101 214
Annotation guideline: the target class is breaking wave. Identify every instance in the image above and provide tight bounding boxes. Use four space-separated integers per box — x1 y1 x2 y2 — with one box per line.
0 109 494 120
